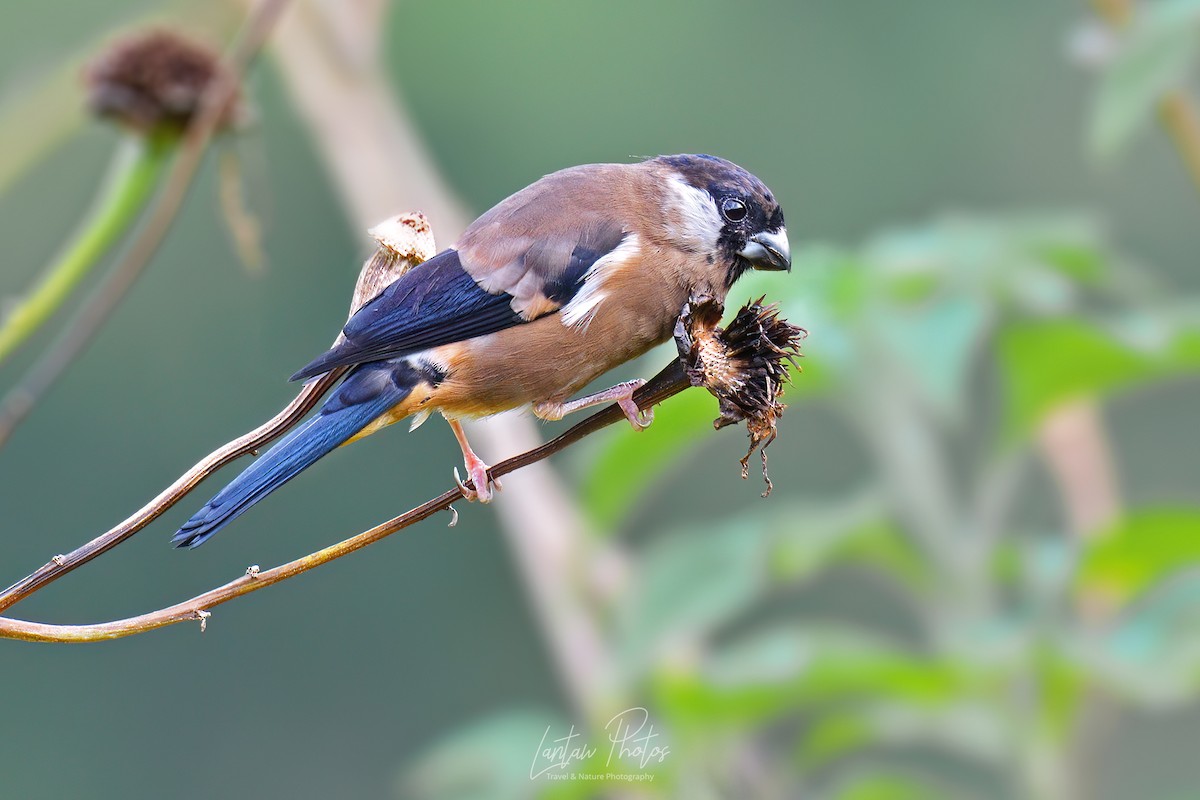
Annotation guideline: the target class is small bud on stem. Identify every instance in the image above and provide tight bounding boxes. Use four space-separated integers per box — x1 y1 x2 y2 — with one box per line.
85 30 242 136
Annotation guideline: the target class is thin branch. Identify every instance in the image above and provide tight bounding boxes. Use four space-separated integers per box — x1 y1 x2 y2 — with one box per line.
0 293 805 644
0 367 344 612
1159 92 1200 189
0 211 436 613
1036 399 1122 539
0 0 290 450
1091 0 1132 26
968 449 1030 560
0 360 691 643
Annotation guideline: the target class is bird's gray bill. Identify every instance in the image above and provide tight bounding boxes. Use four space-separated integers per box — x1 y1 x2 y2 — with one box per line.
739 229 791 271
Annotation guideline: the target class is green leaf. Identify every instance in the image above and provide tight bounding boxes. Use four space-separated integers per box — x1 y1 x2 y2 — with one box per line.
653 630 980 726
1078 508 1200 607
871 295 990 419
1091 0 1200 157
1104 575 1200 673
619 496 930 677
824 770 956 800
769 497 933 596
397 709 565 800
619 517 772 673
1027 239 1106 285
1030 641 1086 743
1078 583 1200 705
998 317 1200 439
704 626 822 686
800 703 1009 773
581 387 717 530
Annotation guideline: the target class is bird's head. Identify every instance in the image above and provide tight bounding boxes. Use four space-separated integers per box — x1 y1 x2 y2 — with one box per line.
651 154 790 287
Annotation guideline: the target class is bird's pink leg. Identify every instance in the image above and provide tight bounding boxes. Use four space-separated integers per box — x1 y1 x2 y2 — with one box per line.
447 418 501 502
533 379 653 431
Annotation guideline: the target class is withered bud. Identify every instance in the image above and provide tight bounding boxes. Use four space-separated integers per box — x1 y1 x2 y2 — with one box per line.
84 30 240 135
674 295 807 497
336 213 437 347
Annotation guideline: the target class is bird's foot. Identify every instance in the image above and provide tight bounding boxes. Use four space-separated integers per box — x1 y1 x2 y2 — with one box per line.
447 417 501 502
453 456 501 503
534 379 653 431
616 388 653 431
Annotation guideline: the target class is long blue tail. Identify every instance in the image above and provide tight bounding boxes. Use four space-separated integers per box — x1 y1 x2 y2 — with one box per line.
172 361 417 548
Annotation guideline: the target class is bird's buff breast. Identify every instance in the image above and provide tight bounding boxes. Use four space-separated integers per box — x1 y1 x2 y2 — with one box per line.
423 288 683 419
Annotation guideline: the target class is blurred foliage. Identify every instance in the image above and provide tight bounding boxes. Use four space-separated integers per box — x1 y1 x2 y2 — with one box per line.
402 212 1200 797
393 3 1200 798
5 2 1200 799
1090 0 1200 157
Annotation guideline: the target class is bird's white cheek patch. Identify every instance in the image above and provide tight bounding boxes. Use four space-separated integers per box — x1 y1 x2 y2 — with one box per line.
560 233 641 329
664 176 722 253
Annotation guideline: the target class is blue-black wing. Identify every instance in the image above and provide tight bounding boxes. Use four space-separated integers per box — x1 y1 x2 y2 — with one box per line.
291 218 627 381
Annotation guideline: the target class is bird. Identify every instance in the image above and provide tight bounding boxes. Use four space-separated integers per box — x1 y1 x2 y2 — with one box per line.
173 154 790 548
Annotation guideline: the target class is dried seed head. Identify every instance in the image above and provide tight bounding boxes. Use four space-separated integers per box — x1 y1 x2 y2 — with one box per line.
368 212 435 262
675 295 807 496
350 213 437 316
336 213 438 348
84 30 240 135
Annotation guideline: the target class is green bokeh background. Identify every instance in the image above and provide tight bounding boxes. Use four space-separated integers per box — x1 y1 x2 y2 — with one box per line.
2 2 1199 798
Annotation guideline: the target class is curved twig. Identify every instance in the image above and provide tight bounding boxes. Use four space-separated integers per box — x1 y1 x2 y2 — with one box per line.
0 360 691 643
0 367 344 612
0 211 435 612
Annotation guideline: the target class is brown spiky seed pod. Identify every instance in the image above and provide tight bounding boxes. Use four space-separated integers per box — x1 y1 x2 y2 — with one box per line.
675 295 807 496
84 30 240 134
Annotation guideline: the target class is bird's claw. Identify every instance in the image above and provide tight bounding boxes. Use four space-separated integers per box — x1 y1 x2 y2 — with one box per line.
618 396 653 431
453 467 476 501
616 379 652 431
453 463 501 503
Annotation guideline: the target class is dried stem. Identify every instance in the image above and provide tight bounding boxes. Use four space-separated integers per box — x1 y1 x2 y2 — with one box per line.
1159 92 1200 189
0 210 435 613
1036 399 1122 539
0 360 690 643
0 0 289 449
0 367 344 612
0 287 804 644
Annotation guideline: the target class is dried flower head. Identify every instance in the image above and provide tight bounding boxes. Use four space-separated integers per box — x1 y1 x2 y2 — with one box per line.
349 213 437 318
675 295 806 496
332 213 438 350
84 30 240 135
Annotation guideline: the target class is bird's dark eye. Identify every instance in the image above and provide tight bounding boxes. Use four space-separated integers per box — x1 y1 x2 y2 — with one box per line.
721 197 748 222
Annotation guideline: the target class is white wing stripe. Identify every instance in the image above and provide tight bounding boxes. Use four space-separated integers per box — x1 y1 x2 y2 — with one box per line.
560 232 641 329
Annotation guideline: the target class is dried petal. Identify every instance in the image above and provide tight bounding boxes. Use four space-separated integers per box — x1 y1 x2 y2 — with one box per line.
674 295 806 496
